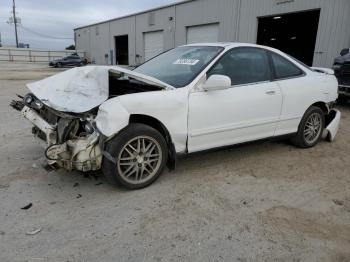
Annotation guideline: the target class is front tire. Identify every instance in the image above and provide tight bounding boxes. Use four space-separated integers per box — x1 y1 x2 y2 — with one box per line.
291 106 325 148
102 124 168 189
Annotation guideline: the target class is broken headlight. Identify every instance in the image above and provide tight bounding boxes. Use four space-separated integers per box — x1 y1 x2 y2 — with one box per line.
23 93 44 110
24 94 34 105
33 100 44 110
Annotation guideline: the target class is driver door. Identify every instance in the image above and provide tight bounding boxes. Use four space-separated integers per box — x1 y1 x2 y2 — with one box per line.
188 47 283 153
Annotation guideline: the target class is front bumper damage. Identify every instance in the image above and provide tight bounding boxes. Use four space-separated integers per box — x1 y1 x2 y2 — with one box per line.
22 106 102 172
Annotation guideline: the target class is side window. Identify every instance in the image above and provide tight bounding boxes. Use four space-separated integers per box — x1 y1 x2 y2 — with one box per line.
208 48 271 85
271 53 303 79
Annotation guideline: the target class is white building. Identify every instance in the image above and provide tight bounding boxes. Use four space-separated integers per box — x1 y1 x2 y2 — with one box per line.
74 0 350 67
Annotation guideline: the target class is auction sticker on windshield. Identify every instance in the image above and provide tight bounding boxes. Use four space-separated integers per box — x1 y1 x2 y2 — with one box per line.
173 59 200 65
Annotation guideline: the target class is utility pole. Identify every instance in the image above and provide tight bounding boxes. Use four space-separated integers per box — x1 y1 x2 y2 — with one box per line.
12 0 19 47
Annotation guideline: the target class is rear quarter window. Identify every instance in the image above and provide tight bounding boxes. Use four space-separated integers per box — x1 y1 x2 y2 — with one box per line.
271 53 304 80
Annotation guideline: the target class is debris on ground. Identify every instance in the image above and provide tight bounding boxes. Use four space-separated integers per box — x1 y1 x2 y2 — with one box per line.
32 163 38 169
43 164 55 172
76 194 82 199
73 183 79 187
95 182 103 186
26 228 42 236
333 199 344 206
21 203 33 210
83 172 102 180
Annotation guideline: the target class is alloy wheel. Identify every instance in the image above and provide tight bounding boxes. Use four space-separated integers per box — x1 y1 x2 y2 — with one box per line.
117 136 162 185
303 113 322 144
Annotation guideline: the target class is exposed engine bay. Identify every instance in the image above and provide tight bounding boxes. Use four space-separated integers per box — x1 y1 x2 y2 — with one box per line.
10 68 164 172
108 71 162 97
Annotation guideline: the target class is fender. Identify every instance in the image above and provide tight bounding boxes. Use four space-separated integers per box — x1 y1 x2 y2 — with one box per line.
94 89 189 153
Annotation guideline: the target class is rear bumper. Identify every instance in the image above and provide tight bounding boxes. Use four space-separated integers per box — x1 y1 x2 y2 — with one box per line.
21 106 102 172
323 109 341 142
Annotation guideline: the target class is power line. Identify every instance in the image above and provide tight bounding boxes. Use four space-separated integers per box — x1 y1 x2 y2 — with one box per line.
19 25 74 40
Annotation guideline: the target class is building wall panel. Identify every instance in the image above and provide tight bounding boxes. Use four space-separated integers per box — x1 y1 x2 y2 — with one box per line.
89 23 110 65
175 0 239 46
238 0 350 66
135 6 176 63
75 28 91 60
75 0 350 67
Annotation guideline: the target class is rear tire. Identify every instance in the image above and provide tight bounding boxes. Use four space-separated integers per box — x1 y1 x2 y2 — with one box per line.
291 106 324 148
57 62 62 68
102 123 168 189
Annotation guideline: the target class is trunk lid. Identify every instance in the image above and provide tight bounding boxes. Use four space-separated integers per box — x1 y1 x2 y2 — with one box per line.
311 67 335 75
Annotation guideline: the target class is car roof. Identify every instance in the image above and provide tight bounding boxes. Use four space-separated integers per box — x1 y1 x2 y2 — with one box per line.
182 42 314 73
183 42 281 52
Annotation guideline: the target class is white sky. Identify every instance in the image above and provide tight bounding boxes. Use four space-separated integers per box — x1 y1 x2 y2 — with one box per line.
0 0 182 49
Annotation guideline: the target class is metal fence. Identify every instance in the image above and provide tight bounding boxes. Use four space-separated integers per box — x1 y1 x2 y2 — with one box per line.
0 48 86 63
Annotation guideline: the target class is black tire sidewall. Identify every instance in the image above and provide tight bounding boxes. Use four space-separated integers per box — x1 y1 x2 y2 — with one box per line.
102 123 168 189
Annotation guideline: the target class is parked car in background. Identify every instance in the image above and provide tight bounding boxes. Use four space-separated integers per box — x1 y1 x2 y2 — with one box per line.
12 43 340 189
333 48 350 101
49 53 87 68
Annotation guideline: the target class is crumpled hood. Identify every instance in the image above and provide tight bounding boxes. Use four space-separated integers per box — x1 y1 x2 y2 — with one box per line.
27 65 173 113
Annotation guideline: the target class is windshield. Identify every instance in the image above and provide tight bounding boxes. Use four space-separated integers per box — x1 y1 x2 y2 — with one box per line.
134 46 224 88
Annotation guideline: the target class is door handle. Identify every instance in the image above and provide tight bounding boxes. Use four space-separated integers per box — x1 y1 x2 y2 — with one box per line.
265 90 276 95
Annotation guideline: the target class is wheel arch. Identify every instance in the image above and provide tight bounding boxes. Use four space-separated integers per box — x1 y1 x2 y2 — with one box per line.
129 114 176 170
311 101 329 115
295 102 328 133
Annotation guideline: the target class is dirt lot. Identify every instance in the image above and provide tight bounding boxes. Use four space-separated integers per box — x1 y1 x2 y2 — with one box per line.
0 62 350 262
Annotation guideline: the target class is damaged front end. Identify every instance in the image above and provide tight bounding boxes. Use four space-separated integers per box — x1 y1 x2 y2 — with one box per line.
11 93 102 172
10 66 172 173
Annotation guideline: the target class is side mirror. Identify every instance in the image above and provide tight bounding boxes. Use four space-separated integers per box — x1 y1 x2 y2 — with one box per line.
340 48 349 56
202 75 231 91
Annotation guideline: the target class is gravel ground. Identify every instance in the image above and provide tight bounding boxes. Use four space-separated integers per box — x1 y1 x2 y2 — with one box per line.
0 62 350 262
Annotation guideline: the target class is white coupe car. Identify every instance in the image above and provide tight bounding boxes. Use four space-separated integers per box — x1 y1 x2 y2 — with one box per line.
12 43 341 189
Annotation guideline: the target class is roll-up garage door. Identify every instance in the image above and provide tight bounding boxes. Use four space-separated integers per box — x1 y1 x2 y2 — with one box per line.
187 23 219 44
144 31 164 61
